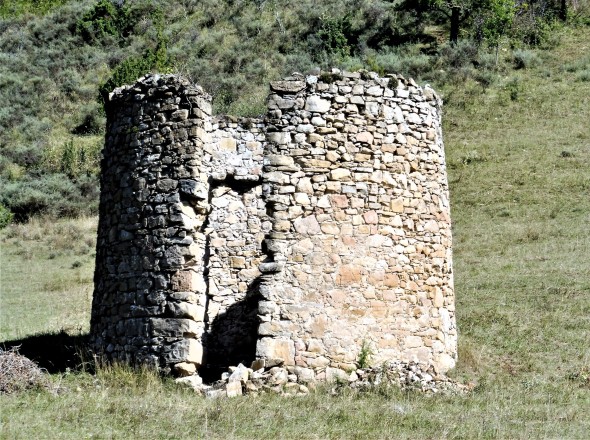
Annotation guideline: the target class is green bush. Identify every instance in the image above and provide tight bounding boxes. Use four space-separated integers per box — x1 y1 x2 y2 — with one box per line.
2 144 43 169
42 138 102 180
511 14 556 47
72 105 105 135
98 15 171 108
504 77 522 102
0 174 98 221
370 49 433 80
316 14 352 59
0 204 14 229
0 161 26 182
76 0 132 44
513 49 542 69
439 40 480 69
563 55 590 73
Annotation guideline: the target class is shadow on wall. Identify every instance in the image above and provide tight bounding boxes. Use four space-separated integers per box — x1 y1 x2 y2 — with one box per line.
199 277 262 383
0 331 90 374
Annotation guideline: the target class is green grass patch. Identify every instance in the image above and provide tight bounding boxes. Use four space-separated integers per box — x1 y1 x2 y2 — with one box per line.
0 217 96 340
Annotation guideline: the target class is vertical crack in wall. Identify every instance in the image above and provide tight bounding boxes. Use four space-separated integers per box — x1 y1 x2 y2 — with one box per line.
200 175 263 381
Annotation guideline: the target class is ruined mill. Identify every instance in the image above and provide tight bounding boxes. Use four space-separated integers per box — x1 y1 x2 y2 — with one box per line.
90 70 457 381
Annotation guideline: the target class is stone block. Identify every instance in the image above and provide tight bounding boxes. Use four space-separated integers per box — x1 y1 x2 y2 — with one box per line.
293 215 321 235
267 132 291 145
179 179 208 200
172 109 189 120
229 256 246 268
256 338 295 366
305 96 331 113
326 367 349 382
168 302 206 322
171 270 206 293
226 381 243 397
150 318 202 338
174 362 197 377
219 137 237 152
164 339 203 365
156 178 178 192
330 168 351 181
366 86 384 96
390 198 404 213
356 131 374 144
336 265 362 285
270 80 306 93
296 177 314 194
175 374 203 391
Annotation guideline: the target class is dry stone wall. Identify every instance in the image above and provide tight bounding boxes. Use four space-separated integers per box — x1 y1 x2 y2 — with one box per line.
91 71 456 379
258 72 456 379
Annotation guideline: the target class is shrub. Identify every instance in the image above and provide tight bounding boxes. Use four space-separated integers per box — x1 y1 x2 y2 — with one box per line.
98 28 171 108
76 0 132 44
2 144 43 169
563 55 590 73
513 49 542 69
72 105 105 135
42 138 102 180
226 88 268 118
439 40 480 69
0 0 68 18
576 69 590 82
0 174 98 221
369 49 433 80
316 14 352 59
357 340 373 369
474 70 496 90
2 162 25 181
511 13 555 47
0 204 13 229
504 77 522 101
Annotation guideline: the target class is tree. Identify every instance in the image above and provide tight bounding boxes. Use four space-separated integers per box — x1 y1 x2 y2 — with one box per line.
398 0 491 44
559 0 568 21
482 0 516 63
435 1 470 43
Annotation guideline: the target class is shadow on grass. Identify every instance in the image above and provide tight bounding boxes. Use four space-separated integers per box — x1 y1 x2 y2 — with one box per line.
0 331 90 373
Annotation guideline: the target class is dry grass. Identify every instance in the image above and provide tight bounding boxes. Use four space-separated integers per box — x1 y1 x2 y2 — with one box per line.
0 347 50 394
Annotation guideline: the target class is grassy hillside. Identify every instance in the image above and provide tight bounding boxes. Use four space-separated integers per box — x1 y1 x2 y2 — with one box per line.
0 20 589 439
1 0 588 223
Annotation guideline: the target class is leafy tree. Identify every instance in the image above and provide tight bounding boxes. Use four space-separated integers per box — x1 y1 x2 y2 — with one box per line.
76 0 132 44
482 0 516 62
317 14 352 59
421 0 491 43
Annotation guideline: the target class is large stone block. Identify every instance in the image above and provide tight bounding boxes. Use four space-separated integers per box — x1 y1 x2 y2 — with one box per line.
256 338 295 366
305 96 331 113
164 339 204 365
293 215 321 235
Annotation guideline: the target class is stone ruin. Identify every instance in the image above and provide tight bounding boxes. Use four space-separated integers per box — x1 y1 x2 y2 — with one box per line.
90 70 457 383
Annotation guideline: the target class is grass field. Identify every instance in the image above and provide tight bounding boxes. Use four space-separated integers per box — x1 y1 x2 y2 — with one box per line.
1 27 589 439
